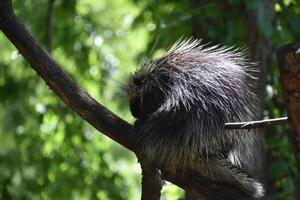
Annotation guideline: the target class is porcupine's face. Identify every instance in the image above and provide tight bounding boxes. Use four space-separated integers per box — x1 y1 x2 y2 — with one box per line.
127 61 171 119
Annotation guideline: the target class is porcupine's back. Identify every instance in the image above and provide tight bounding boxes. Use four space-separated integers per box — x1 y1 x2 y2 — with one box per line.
129 39 260 174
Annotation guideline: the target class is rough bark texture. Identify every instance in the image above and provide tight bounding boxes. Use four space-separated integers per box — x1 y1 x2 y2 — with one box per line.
277 43 300 171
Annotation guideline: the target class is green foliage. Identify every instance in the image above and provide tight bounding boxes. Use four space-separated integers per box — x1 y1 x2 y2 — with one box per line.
1 0 300 199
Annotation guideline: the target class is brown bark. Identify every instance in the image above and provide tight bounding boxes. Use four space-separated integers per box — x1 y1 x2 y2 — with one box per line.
277 43 300 171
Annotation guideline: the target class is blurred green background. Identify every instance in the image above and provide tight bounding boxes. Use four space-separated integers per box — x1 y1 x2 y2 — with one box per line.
0 0 299 199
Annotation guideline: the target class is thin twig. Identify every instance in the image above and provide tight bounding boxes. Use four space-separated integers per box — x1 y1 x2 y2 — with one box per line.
224 117 288 129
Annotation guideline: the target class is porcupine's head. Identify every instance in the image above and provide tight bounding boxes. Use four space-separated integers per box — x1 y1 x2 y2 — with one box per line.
127 57 171 119
127 39 257 122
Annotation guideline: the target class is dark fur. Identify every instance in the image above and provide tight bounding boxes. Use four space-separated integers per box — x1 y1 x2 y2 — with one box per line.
127 39 264 199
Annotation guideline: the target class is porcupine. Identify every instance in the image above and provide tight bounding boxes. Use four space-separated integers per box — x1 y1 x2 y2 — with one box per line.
127 39 264 199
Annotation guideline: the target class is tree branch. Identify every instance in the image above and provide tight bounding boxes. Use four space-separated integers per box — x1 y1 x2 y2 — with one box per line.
224 117 288 129
277 43 300 172
138 155 162 200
